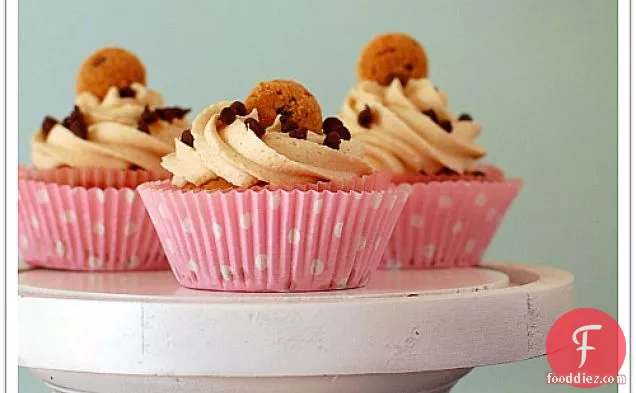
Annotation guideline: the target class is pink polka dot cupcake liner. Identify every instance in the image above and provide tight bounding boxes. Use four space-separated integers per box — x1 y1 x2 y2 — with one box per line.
381 177 523 269
138 173 411 292
18 166 170 271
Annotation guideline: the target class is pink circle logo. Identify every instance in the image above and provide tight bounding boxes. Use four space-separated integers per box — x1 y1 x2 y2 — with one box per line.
546 308 626 388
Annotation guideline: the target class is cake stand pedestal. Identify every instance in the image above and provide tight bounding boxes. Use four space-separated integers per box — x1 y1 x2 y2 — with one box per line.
18 262 573 393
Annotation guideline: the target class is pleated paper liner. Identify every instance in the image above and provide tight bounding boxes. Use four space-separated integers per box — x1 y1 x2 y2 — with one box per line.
138 174 411 292
18 166 170 271
19 165 169 189
380 178 523 269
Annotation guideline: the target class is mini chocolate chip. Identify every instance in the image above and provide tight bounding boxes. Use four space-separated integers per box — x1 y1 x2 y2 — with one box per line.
119 86 136 98
422 109 438 124
244 118 266 138
137 122 151 134
281 119 299 133
404 63 413 71
180 129 194 147
276 107 292 117
155 107 191 123
219 107 237 125
42 116 58 137
230 101 247 116
358 105 374 129
92 56 106 67
279 114 289 124
440 120 453 133
471 170 486 177
322 117 343 133
129 164 143 170
139 106 159 124
289 127 308 140
323 131 341 150
458 113 473 121
437 167 459 176
333 125 351 141
62 106 88 139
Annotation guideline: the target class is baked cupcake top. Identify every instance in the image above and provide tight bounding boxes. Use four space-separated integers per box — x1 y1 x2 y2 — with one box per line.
340 33 486 175
161 80 372 188
32 47 190 172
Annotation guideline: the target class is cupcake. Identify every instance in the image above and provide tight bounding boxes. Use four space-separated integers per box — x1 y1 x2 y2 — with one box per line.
138 80 411 292
338 33 523 269
18 47 190 271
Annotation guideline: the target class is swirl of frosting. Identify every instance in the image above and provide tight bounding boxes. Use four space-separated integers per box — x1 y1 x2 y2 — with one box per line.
339 78 486 175
32 83 189 171
161 101 372 188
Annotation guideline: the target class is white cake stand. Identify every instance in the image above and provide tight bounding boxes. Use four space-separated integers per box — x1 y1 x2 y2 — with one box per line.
18 262 573 393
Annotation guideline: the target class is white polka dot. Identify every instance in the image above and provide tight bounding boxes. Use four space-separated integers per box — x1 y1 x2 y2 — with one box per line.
268 194 281 210
390 193 399 208
333 221 344 238
475 192 487 207
188 259 199 273
55 241 65 257
288 228 301 244
220 265 233 281
353 192 363 200
93 222 105 236
88 256 103 269
212 222 223 239
374 238 382 250
182 218 194 233
62 210 76 223
36 189 49 204
125 189 136 204
127 256 139 269
240 212 252 230
373 193 384 209
357 237 367 251
312 199 323 214
452 221 463 234
310 260 325 276
95 190 105 204
165 239 176 254
486 208 497 221
31 216 39 229
125 223 137 236
386 259 402 270
465 240 476 253
438 195 453 209
20 236 28 249
336 277 348 289
255 254 268 271
158 203 170 218
421 244 436 259
410 215 424 228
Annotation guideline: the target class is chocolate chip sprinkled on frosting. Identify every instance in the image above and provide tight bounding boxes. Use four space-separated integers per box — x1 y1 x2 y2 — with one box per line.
323 131 341 150
219 107 237 125
322 117 343 133
244 118 266 138
180 129 194 147
230 101 247 116
155 107 191 123
289 127 308 140
137 106 158 133
358 105 374 129
458 113 473 121
118 86 136 98
41 116 58 138
422 109 438 124
281 118 299 133
62 106 88 139
440 120 453 133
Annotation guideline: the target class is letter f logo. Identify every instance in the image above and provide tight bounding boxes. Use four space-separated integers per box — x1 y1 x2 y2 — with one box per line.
572 324 602 368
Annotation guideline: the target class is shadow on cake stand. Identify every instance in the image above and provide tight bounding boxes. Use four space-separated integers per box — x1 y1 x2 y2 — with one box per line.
18 262 573 393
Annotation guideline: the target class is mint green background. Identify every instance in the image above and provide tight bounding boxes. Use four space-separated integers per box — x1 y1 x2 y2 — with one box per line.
18 0 617 392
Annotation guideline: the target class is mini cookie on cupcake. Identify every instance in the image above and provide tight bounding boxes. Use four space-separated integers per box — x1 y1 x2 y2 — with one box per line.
140 80 411 292
19 47 190 271
338 33 523 269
